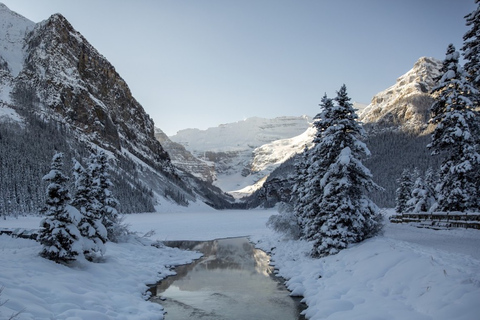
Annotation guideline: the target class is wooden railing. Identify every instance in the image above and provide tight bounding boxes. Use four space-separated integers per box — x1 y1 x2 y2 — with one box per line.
389 212 480 230
0 228 39 239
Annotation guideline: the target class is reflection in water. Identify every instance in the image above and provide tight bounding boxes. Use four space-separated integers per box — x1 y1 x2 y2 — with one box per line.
150 237 305 320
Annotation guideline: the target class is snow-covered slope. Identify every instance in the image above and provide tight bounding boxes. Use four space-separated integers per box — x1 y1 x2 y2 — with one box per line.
171 116 312 153
0 3 35 109
0 104 22 122
251 126 315 173
229 126 316 198
254 217 480 320
0 3 34 77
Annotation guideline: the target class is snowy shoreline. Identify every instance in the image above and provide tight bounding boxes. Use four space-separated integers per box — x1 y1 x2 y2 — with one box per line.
0 233 202 320
1 210 480 319
0 210 273 319
253 220 480 319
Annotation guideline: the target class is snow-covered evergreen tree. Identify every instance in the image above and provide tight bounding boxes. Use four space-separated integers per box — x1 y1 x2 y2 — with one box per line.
428 44 480 212
291 145 310 235
309 85 382 258
298 94 335 241
423 167 438 212
463 0 480 91
72 159 107 258
89 150 125 242
405 171 432 213
37 152 82 263
462 1 480 209
395 168 414 213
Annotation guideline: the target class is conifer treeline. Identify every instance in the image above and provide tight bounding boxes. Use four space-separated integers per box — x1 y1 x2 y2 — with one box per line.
0 112 156 218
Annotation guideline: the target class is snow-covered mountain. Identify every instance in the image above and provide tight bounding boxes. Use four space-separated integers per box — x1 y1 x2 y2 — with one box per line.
359 57 442 132
171 116 312 153
240 57 444 207
229 126 316 198
0 3 233 213
169 116 312 195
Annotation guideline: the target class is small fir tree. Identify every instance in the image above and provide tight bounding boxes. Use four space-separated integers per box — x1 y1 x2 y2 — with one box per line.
424 167 438 212
395 168 414 213
309 85 382 258
428 44 480 212
406 173 430 213
89 150 124 242
37 152 82 263
298 94 335 241
72 159 107 258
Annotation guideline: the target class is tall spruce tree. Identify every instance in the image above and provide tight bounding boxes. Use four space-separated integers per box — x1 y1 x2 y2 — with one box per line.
292 144 310 235
462 1 480 209
463 0 480 91
299 94 335 241
428 44 480 212
72 159 107 258
38 153 82 263
308 85 382 257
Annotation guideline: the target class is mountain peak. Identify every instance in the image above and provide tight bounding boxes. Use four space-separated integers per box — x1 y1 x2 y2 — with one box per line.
0 2 30 21
0 2 35 76
359 56 442 131
42 12 76 33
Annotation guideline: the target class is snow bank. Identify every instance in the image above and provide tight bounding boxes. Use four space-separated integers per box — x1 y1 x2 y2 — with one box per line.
254 222 480 320
0 210 274 319
0 235 201 319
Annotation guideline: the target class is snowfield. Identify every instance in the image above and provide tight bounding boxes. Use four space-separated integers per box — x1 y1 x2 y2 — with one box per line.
1 209 480 319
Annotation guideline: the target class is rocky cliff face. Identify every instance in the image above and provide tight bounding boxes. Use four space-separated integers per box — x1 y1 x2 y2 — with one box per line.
14 13 170 167
155 127 216 182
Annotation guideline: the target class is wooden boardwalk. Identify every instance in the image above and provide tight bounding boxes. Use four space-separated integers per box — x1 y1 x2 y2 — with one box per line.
0 228 39 239
389 212 480 230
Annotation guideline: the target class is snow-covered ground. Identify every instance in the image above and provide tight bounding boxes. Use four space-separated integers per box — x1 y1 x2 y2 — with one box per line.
1 209 480 319
253 217 480 320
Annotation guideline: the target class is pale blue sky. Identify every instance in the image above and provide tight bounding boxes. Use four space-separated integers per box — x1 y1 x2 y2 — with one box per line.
1 0 476 135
